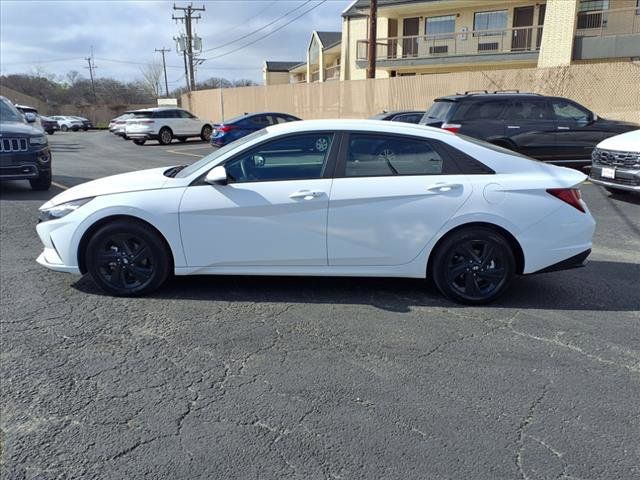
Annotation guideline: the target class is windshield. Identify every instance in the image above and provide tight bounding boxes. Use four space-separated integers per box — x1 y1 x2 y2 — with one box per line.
175 129 268 178
0 98 25 123
424 100 455 120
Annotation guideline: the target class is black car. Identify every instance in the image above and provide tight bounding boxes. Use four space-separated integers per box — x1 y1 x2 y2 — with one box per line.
420 91 638 168
71 116 93 130
40 116 60 135
0 96 52 190
370 110 426 124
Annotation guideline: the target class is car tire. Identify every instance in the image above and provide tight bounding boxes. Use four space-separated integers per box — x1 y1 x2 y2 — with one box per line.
46 129 54 135
178 137 187 143
61 125 68 132
29 170 52 191
72 126 79 132
82 126 88 131
431 227 515 305
133 139 146 146
85 220 171 296
158 127 173 145
200 125 212 142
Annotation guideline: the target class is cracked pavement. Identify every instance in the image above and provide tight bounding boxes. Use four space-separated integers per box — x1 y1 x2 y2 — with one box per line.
1 131 639 479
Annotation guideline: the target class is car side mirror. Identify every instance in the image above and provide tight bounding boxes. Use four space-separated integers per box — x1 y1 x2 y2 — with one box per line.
205 165 228 185
25 112 36 123
591 112 598 122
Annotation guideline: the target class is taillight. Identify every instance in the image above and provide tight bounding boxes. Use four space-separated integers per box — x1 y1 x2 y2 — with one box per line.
441 123 461 133
219 125 235 133
547 188 585 213
139 120 154 125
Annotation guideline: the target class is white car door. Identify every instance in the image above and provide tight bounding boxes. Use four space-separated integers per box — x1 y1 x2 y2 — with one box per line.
327 132 473 266
180 110 202 136
179 132 336 267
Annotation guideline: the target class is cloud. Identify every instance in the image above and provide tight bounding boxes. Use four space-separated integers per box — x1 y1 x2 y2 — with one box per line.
0 0 350 85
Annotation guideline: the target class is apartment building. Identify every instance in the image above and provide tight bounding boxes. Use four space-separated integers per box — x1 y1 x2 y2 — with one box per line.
262 61 303 85
340 0 640 80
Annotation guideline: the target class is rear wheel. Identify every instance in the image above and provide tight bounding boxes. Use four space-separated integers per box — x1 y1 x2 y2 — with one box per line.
29 170 52 191
158 127 173 145
85 220 171 296
432 227 515 305
133 139 146 146
201 125 212 142
178 137 187 143
61 125 68 132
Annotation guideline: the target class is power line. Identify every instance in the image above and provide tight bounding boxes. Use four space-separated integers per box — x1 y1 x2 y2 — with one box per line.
208 0 278 40
203 0 328 61
173 3 205 91
201 0 311 53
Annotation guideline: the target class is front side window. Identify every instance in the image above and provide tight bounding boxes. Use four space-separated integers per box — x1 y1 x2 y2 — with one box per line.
551 100 591 123
425 15 456 37
473 10 508 35
504 100 553 121
225 133 334 183
178 110 194 118
345 134 452 177
0 98 25 123
452 100 509 122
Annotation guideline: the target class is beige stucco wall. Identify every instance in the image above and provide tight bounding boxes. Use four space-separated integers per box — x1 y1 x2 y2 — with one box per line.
184 61 640 125
263 70 291 86
538 0 579 67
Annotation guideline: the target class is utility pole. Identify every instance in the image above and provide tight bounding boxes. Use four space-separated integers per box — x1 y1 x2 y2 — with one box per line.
155 47 171 97
366 0 377 79
182 50 191 91
85 46 98 102
173 3 205 91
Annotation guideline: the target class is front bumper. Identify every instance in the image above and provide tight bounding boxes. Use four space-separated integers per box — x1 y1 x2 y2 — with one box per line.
590 165 640 192
0 148 51 180
36 249 81 274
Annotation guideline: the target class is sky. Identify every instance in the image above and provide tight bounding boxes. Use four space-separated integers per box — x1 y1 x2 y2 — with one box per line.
0 0 352 87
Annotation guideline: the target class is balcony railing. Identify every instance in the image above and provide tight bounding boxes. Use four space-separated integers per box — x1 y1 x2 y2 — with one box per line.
324 64 341 81
357 25 542 63
575 6 640 37
310 70 320 82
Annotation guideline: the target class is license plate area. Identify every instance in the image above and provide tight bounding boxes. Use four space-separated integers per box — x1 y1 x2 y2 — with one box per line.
601 167 615 179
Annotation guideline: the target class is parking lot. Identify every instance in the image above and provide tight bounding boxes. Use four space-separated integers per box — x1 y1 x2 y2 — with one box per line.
1 130 639 479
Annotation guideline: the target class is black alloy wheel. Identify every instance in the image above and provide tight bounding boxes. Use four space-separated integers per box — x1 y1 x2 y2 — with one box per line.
432 227 515 304
133 139 146 146
158 127 173 145
86 221 170 296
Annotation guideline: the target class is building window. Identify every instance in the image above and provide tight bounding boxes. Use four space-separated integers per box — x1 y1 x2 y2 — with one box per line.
577 0 609 28
425 15 456 38
578 0 609 11
473 10 507 35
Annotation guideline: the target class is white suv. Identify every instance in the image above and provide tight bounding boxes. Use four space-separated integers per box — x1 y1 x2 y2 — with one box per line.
50 116 84 132
125 107 213 145
590 129 640 194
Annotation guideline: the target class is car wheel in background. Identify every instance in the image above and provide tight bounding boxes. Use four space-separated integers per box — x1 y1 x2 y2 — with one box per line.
200 125 212 142
61 125 68 132
29 170 52 191
72 126 79 132
82 126 88 131
178 137 187 143
432 227 515 305
85 220 171 296
46 129 54 135
158 127 173 145
133 139 146 146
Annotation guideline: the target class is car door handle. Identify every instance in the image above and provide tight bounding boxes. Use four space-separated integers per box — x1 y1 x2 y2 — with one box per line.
557 126 570 130
427 183 462 193
506 125 521 129
289 190 323 200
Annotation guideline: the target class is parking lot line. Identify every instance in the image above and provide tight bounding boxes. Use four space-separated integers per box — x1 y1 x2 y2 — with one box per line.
52 181 69 190
166 149 205 158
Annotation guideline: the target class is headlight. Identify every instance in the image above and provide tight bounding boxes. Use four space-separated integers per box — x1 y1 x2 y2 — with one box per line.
38 197 94 222
30 135 48 145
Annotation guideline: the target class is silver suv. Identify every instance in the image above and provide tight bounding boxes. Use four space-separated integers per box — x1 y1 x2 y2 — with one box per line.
589 130 640 194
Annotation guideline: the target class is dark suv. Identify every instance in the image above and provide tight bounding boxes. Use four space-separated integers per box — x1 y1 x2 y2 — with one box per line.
0 96 52 190
420 92 637 168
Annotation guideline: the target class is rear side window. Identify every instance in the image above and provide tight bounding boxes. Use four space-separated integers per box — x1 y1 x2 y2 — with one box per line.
423 101 455 121
251 115 271 127
392 113 423 124
345 134 457 177
452 100 508 121
504 100 553 121
153 110 177 119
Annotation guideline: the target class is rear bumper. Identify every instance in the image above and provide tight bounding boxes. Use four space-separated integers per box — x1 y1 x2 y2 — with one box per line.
530 249 591 274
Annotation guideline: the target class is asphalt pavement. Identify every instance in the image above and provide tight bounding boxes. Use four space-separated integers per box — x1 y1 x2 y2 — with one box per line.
1 131 639 480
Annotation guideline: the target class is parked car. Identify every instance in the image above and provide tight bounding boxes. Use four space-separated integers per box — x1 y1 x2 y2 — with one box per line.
40 116 60 135
70 116 92 130
419 91 638 168
50 116 83 132
110 112 136 138
210 112 300 147
370 110 426 124
589 129 640 195
0 96 52 190
35 119 594 304
15 105 43 131
125 107 213 145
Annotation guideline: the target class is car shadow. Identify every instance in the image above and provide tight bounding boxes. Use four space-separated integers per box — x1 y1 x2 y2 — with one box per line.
49 142 85 152
71 259 639 313
0 181 65 201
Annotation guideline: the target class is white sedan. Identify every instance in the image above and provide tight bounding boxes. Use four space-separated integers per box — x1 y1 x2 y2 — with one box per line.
36 120 595 304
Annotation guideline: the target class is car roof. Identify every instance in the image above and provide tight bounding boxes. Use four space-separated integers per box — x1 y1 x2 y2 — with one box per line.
435 91 543 102
264 118 452 138
371 110 425 119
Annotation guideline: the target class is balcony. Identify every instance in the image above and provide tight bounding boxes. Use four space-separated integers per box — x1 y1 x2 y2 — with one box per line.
356 25 541 69
324 64 341 81
574 6 640 60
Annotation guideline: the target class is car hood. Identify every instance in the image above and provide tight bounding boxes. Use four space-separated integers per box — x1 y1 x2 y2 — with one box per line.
596 129 640 152
41 167 172 208
0 121 42 136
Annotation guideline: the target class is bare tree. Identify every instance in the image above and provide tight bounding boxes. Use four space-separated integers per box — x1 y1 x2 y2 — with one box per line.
139 62 164 98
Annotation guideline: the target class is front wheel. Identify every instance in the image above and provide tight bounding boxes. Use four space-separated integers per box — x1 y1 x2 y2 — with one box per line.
85 220 171 296
30 170 52 191
201 125 212 142
431 227 515 305
61 125 69 132
133 139 146 146
158 127 173 145
46 129 54 135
